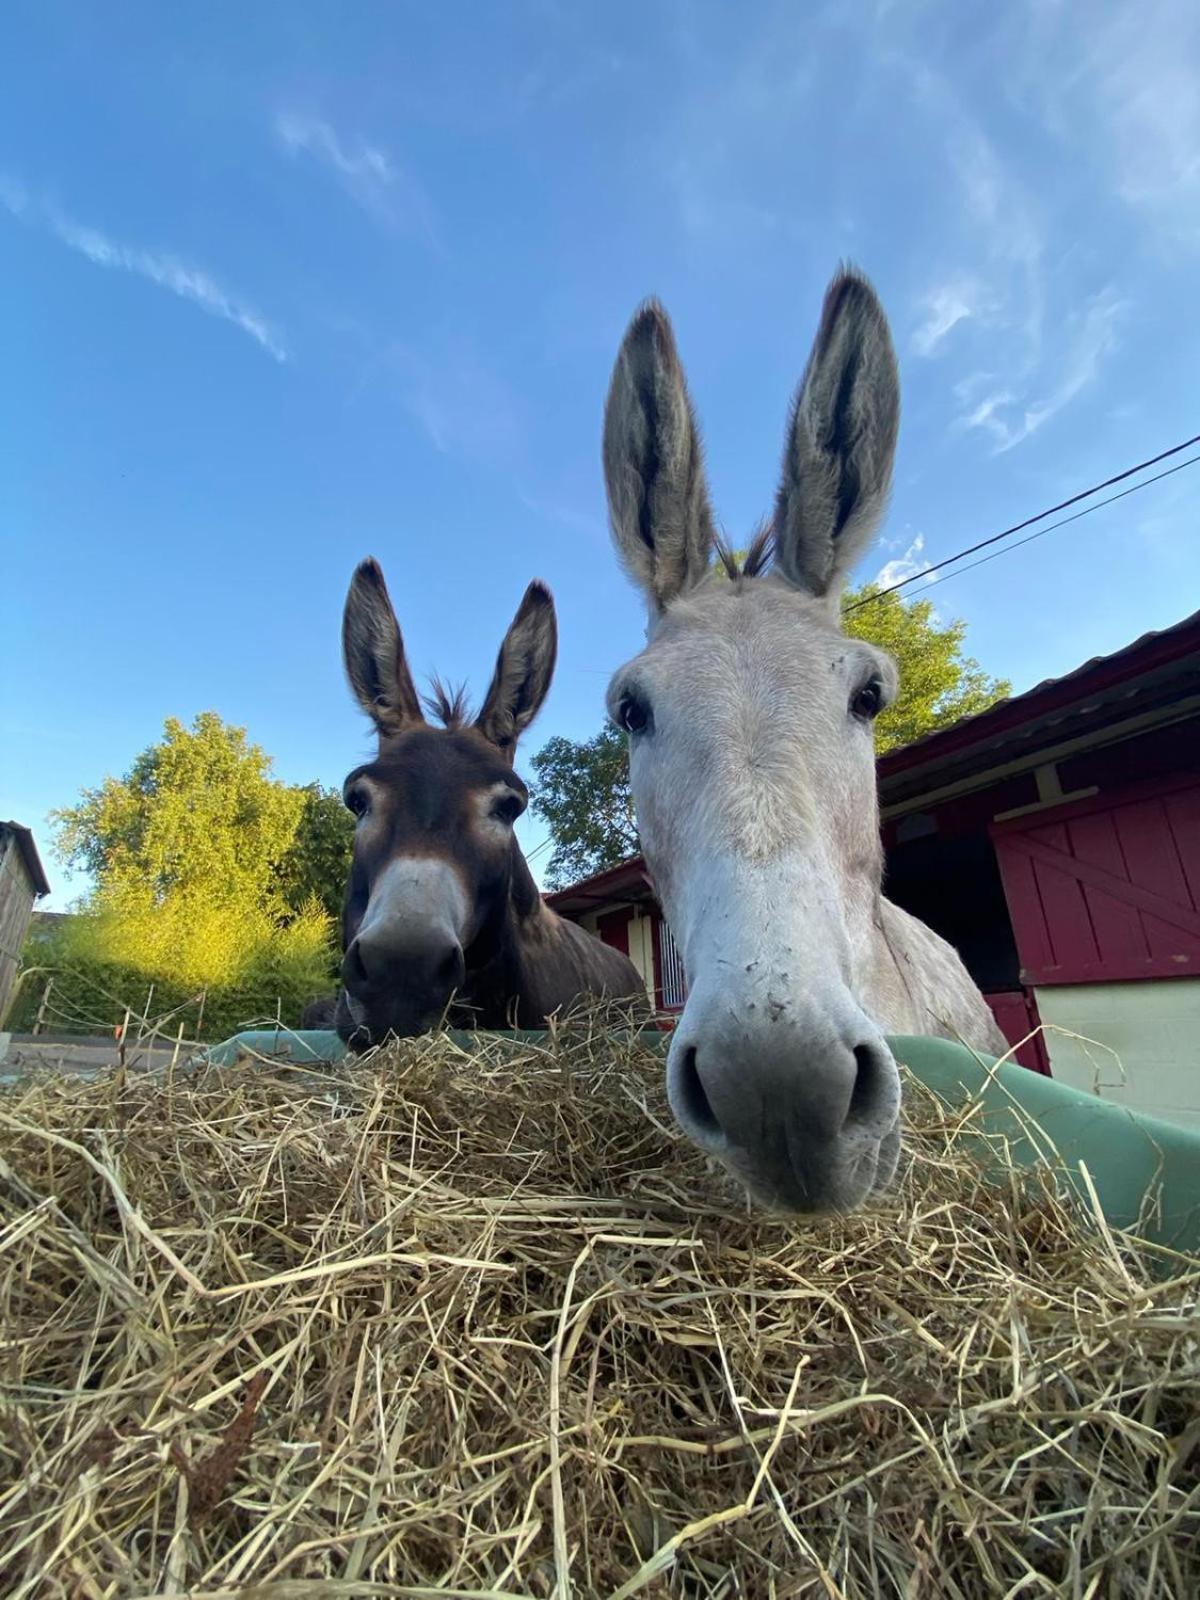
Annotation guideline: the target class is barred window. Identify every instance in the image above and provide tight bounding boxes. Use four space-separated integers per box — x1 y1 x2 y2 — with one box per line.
657 920 687 1009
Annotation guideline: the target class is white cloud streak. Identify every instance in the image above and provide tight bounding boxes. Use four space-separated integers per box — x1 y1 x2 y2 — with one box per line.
275 112 440 247
958 289 1127 453
1012 0 1200 242
383 339 525 464
911 276 994 357
2 177 286 361
912 68 1046 366
874 532 934 588
0 174 29 216
898 48 1128 453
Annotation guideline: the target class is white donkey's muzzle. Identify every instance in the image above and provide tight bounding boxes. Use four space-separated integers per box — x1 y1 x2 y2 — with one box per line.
656 850 902 1212
666 981 901 1213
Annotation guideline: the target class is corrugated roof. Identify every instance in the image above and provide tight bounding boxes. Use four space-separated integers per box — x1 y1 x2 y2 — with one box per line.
878 606 1200 781
544 854 655 915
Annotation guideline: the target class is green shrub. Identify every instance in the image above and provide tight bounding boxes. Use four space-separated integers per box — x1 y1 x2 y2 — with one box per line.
9 898 337 1043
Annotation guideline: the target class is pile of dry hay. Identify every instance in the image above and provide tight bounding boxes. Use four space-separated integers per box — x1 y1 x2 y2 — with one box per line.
1 1017 1197 1600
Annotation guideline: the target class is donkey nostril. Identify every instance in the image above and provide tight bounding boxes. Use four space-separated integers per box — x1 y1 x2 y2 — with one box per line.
346 939 371 991
676 1046 724 1142
435 943 464 989
847 1042 887 1129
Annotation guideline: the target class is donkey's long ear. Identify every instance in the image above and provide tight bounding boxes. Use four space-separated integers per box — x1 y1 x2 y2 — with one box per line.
774 267 899 601
342 558 424 738
476 581 557 760
603 300 715 611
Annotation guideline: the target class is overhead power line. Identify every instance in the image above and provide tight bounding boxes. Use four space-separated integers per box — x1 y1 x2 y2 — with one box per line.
889 451 1200 606
844 432 1200 614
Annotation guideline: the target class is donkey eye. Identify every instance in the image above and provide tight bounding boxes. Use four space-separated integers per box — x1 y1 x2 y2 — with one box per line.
618 691 652 736
850 678 884 722
345 785 370 818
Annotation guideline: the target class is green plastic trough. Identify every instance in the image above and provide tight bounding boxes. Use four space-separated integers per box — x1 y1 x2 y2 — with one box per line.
205 1028 1200 1262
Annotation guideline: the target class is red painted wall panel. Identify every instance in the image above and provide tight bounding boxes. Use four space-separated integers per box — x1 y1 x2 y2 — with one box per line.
1165 787 1200 907
992 778 1200 985
1068 810 1147 967
984 990 1051 1074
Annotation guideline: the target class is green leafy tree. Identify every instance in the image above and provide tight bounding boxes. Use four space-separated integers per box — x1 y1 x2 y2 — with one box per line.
45 712 337 1019
53 711 304 910
530 726 638 891
841 583 1010 752
275 783 355 925
532 573 1009 887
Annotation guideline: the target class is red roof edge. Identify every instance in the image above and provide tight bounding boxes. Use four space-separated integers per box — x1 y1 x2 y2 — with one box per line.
543 853 654 912
878 608 1200 780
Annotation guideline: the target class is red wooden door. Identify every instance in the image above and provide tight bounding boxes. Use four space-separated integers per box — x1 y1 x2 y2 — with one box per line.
984 990 1051 1074
596 907 632 957
991 778 1200 986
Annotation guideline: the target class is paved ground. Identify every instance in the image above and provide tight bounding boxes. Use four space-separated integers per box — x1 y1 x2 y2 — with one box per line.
0 1032 198 1086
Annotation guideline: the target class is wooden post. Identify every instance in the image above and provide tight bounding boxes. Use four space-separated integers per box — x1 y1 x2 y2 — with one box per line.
168 1020 185 1093
33 977 53 1035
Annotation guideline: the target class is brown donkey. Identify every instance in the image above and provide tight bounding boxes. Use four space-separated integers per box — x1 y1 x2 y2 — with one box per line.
334 558 647 1047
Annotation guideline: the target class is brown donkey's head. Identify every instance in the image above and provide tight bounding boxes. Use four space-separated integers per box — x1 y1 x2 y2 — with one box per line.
336 558 556 1046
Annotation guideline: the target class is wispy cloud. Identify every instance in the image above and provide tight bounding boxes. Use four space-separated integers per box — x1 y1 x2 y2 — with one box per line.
874 531 934 588
911 276 993 357
361 337 526 465
655 10 818 243
0 174 29 215
909 65 1045 366
1011 0 1200 243
897 49 1131 453
958 288 1127 453
276 112 393 187
2 177 286 361
275 112 440 246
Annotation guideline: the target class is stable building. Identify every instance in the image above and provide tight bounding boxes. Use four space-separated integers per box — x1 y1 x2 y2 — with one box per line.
0 821 51 1027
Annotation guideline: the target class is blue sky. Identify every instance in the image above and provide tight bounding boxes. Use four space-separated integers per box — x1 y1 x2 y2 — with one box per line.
4 1 1198 908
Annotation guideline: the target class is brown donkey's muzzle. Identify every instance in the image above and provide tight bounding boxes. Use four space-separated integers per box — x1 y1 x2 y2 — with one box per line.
337 857 470 1046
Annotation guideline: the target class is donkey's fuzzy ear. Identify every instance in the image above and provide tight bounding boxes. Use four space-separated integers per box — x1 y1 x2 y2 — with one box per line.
476 580 557 759
774 267 900 601
603 299 715 612
342 558 424 738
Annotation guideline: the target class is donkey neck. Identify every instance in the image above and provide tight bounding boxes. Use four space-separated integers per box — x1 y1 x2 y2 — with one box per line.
457 843 548 1022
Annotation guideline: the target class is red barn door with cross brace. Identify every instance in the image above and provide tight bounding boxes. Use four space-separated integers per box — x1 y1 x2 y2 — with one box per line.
990 778 1200 988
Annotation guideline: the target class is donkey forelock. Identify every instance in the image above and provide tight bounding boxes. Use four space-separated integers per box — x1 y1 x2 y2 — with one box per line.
422 678 472 729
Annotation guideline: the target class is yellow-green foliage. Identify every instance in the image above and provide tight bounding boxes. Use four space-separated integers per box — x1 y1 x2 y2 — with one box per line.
53 712 305 909
840 583 1011 752
23 712 341 1040
13 900 333 1041
80 889 331 993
